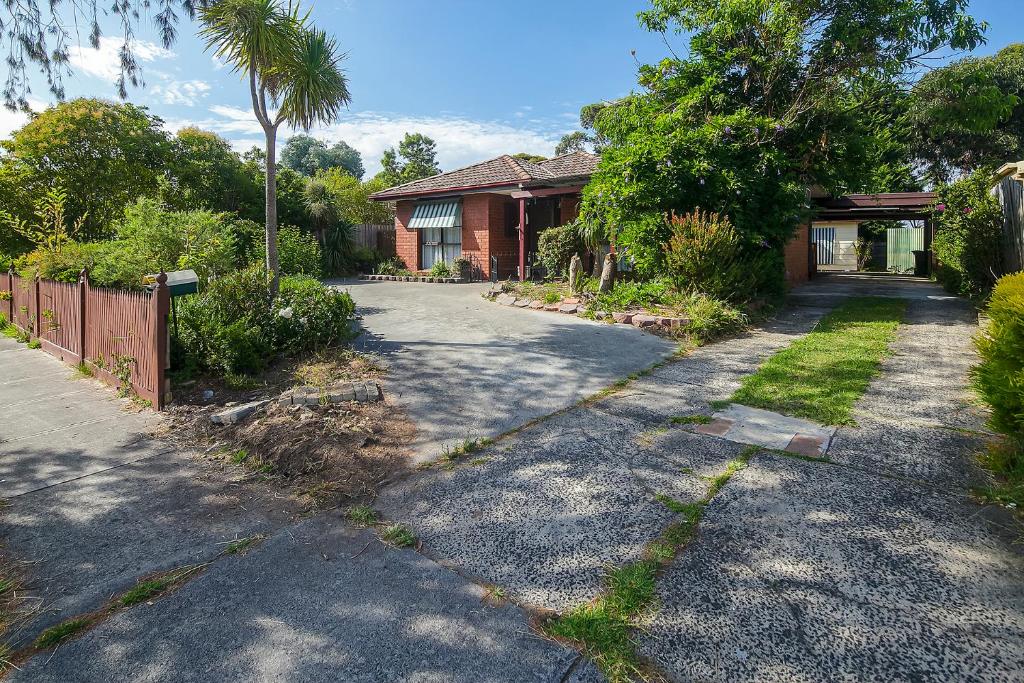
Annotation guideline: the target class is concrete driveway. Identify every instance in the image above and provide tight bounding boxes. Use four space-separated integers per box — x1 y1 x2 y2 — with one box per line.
332 280 677 460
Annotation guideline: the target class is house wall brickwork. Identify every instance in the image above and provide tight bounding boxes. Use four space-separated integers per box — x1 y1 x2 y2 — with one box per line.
395 201 419 271
560 195 581 224
784 223 810 285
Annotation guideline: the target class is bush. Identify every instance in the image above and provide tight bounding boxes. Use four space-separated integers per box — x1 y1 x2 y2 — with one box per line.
375 256 407 276
537 223 583 277
973 272 1024 445
664 209 781 303
591 278 671 311
274 276 356 352
278 225 322 276
321 223 357 276
617 212 673 278
680 292 748 343
429 260 453 278
932 171 1004 297
176 267 275 375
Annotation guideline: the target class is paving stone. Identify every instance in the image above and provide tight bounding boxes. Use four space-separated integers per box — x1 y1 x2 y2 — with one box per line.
785 433 826 457
638 453 1024 682
696 417 733 437
210 399 270 425
713 404 836 452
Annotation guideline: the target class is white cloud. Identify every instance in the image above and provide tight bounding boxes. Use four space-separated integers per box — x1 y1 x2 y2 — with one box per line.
67 36 174 83
0 98 50 140
153 80 211 107
170 107 566 175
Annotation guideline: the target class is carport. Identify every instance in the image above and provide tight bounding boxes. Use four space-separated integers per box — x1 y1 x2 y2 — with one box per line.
811 192 937 275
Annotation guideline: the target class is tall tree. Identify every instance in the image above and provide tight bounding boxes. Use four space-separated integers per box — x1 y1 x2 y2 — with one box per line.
166 127 260 213
582 0 985 284
908 43 1024 183
1 0 195 108
378 132 440 185
200 0 350 292
281 134 364 178
1 98 171 239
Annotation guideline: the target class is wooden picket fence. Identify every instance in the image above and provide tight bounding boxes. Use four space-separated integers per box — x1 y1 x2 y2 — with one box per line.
2 268 171 409
353 223 396 256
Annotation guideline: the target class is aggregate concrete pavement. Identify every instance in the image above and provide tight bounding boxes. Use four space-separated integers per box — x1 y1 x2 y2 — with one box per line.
331 279 677 461
379 306 829 610
11 514 579 683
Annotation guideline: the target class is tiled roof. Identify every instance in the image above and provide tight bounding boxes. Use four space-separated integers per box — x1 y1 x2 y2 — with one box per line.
371 151 599 200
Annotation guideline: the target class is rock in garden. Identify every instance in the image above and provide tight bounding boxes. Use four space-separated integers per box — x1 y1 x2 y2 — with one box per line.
612 312 634 324
514 299 531 307
211 399 270 425
529 300 545 309
632 314 660 328
496 293 517 306
558 303 579 314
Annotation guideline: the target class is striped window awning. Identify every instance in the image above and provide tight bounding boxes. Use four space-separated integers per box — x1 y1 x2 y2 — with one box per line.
408 200 462 229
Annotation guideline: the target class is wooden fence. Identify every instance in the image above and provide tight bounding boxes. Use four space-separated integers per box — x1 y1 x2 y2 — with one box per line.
353 223 396 256
2 268 171 409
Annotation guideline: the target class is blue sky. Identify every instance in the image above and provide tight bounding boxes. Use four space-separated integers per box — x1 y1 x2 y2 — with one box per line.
1 0 1021 175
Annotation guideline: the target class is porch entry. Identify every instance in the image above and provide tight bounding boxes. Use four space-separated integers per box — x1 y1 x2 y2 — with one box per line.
408 199 463 269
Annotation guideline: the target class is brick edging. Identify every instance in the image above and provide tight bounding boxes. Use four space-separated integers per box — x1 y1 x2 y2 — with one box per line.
359 274 467 284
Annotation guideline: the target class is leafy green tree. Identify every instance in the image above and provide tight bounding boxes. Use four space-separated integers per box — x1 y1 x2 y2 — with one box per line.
512 152 547 163
582 0 985 292
554 131 590 156
166 127 260 213
2 98 171 239
319 169 394 225
1 0 193 108
200 0 351 293
281 134 364 178
909 44 1024 183
378 132 440 185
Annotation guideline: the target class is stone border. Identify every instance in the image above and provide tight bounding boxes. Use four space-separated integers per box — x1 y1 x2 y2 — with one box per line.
359 274 466 284
486 290 688 332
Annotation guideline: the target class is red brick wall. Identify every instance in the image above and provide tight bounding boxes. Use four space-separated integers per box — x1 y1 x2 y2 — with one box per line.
489 196 520 279
784 223 810 285
395 201 419 271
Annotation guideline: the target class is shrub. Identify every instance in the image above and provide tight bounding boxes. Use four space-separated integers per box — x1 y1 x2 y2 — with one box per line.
176 267 275 375
664 209 781 303
680 293 748 343
429 261 453 278
537 223 583 277
274 276 356 352
932 171 1004 297
278 225 322 276
321 223 357 276
973 272 1024 445
616 212 673 278
375 256 407 276
591 278 672 311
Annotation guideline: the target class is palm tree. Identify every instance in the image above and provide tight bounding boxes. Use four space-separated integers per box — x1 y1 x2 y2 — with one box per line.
199 0 350 293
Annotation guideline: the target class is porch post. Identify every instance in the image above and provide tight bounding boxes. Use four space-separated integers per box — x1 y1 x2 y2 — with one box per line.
518 197 527 281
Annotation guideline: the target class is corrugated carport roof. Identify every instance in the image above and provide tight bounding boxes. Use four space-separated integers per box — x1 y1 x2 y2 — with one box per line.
814 192 938 221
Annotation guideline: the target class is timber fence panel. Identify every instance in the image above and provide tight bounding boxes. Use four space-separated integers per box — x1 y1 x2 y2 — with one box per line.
5 270 170 409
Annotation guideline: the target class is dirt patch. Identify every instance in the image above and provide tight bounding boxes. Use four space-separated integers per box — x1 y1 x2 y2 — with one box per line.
162 350 415 510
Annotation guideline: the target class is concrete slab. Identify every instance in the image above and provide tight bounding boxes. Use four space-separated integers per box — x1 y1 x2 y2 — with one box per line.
11 515 577 683
380 407 749 611
638 453 1024 681
330 279 676 462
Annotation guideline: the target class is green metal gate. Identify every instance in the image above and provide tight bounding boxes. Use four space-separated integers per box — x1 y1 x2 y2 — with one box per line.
886 227 924 273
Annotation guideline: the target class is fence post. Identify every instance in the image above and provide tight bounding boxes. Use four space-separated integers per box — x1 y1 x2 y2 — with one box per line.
33 274 41 340
4 267 12 324
151 271 170 409
78 268 89 365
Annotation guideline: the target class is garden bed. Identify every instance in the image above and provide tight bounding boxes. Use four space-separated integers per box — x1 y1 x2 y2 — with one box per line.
162 348 415 510
485 277 749 344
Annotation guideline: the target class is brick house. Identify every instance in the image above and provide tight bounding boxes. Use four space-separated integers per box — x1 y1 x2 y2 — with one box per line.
370 151 599 280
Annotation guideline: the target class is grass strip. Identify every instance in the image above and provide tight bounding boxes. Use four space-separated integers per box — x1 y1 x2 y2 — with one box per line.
729 297 906 425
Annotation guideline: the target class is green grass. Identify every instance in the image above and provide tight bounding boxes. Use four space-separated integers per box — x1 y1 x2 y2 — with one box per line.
706 447 757 498
26 338 40 349
347 505 378 526
729 297 906 425
975 440 1024 511
544 563 657 682
669 414 712 425
119 564 206 607
381 523 416 548
33 617 93 649
224 535 264 555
